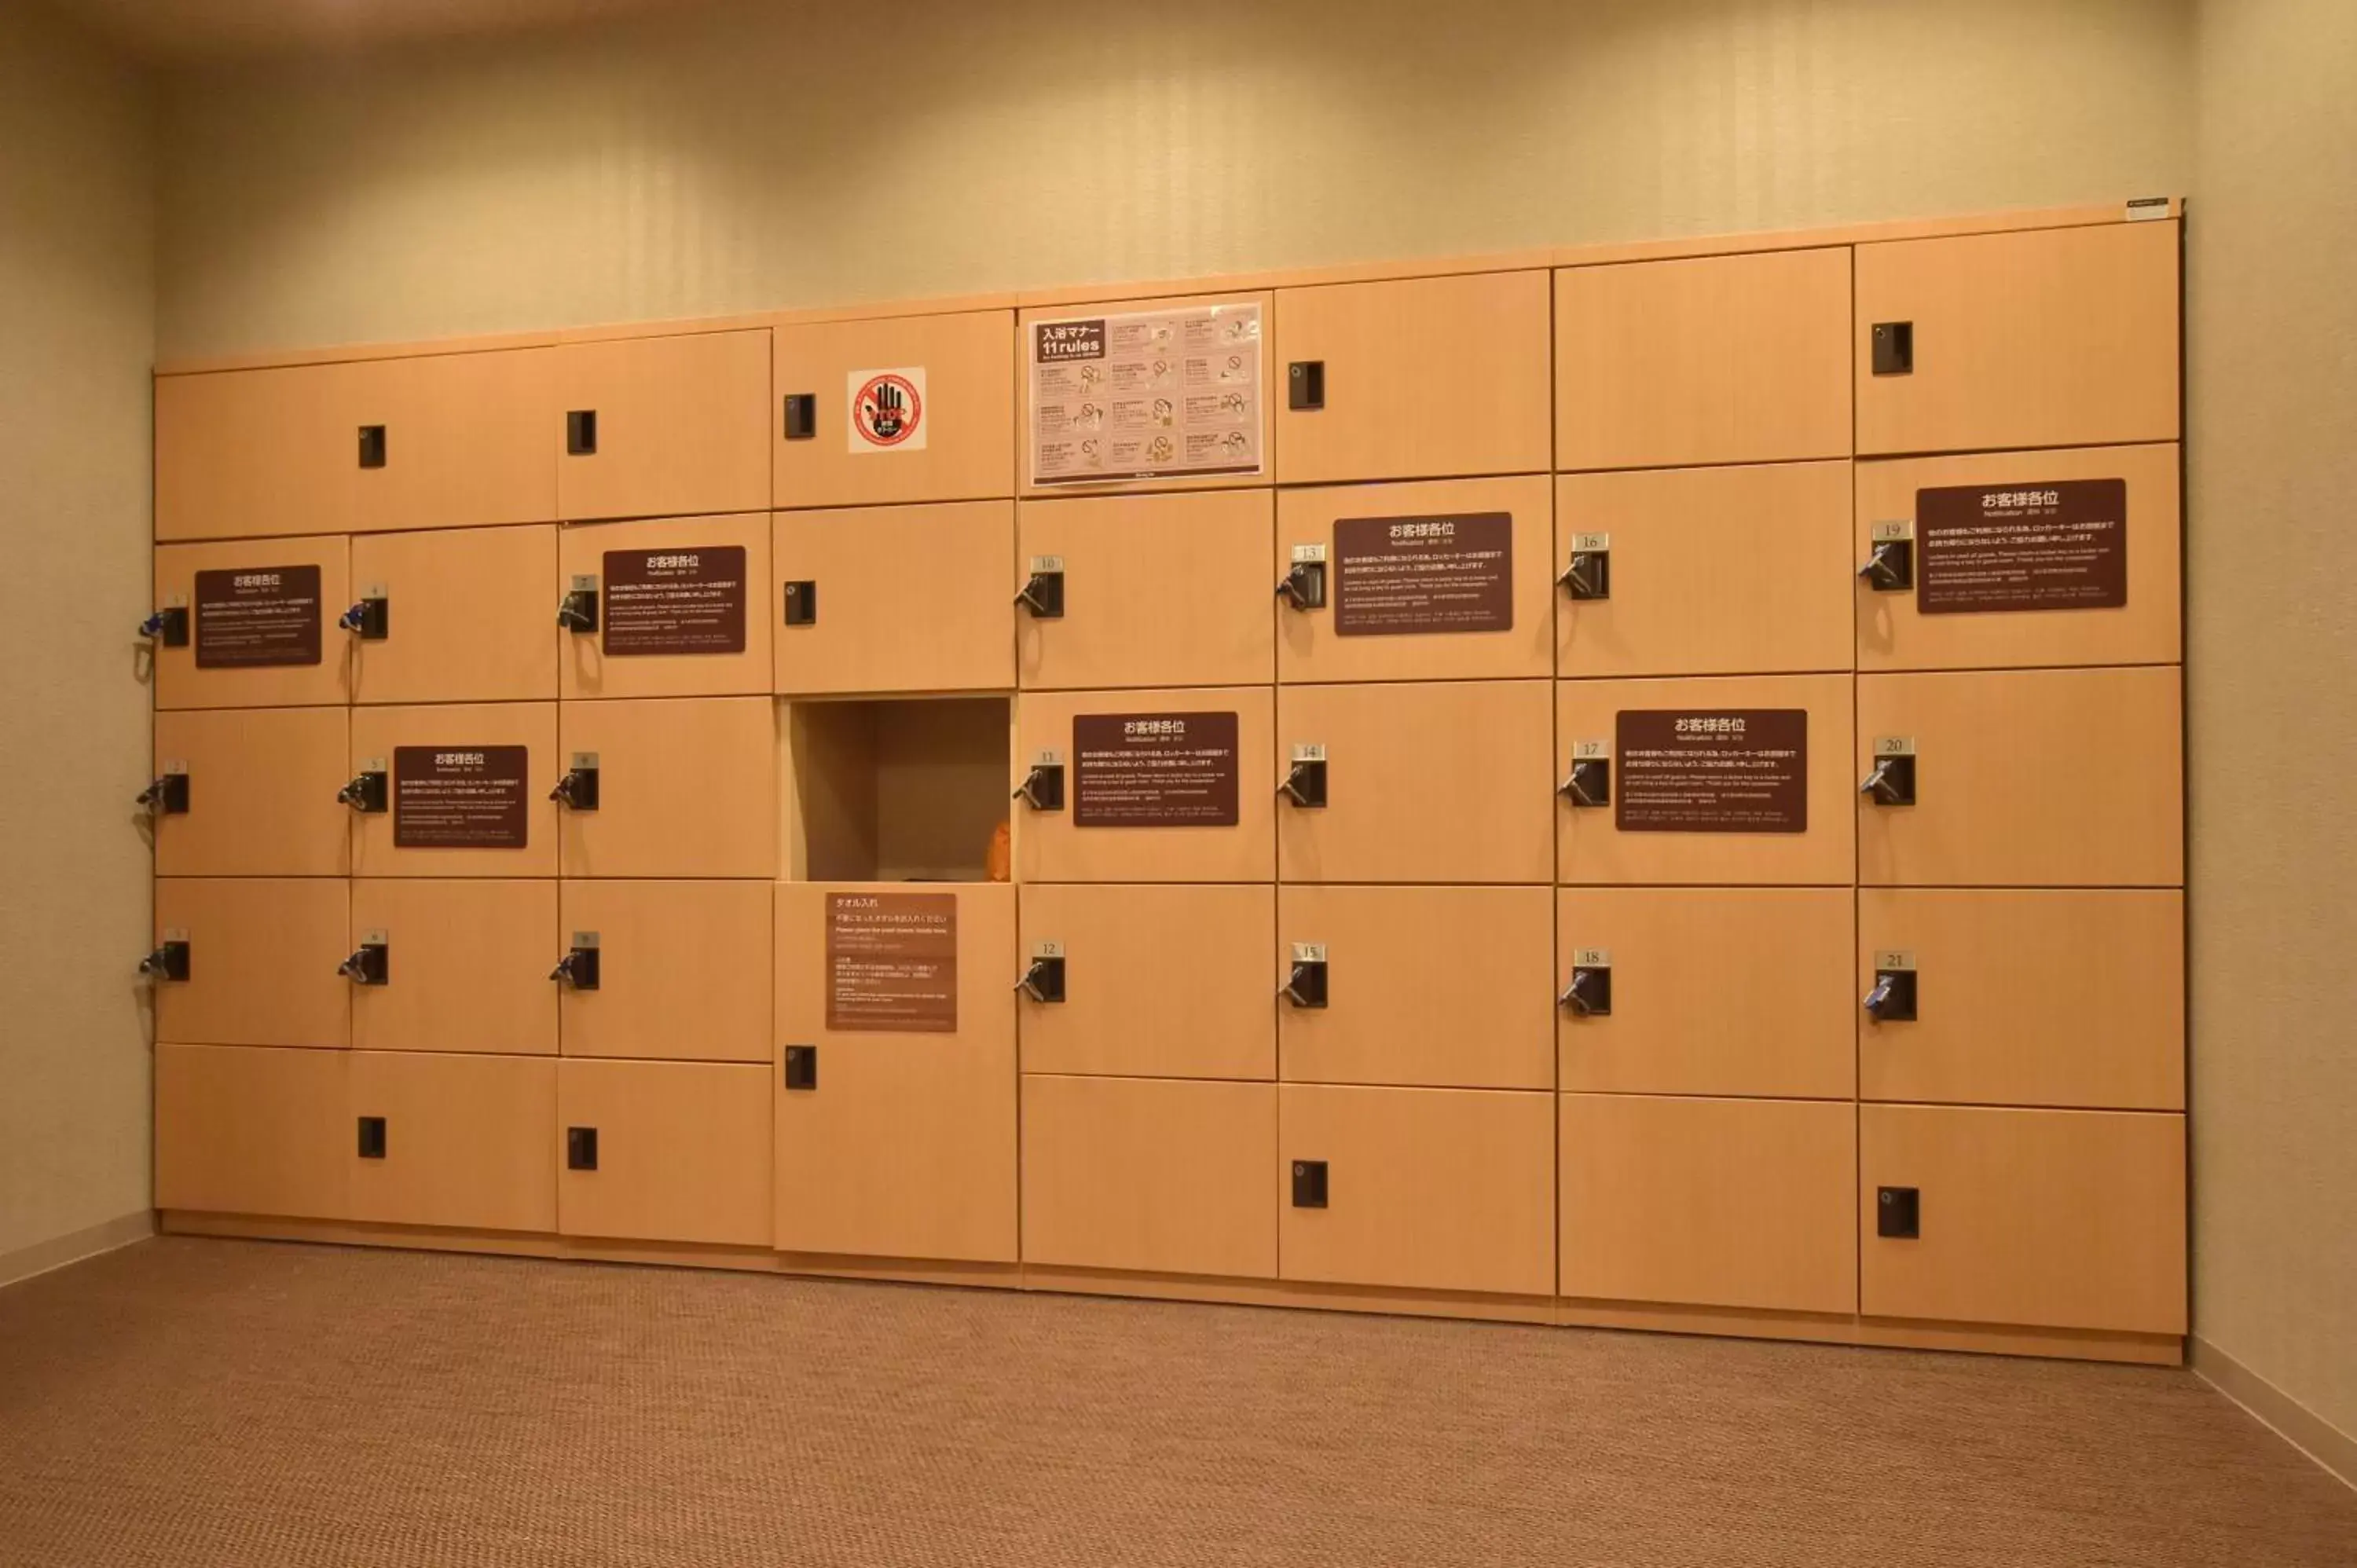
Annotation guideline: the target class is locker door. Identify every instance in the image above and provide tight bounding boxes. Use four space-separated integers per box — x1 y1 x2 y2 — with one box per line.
350 524 559 705
559 880 772 1063
1860 1104 2186 1335
350 702 559 878
1557 675 1855 886
551 330 771 522
155 878 351 1050
774 882 1017 1262
557 696 778 878
152 705 350 877
1272 271 1552 484
1276 476 1554 683
559 514 772 699
153 536 352 710
1858 889 2184 1110
774 501 1015 695
1857 667 2183 888
1555 247 1853 471
1016 489 1274 691
1019 884 1273 1079
1560 1094 1856 1314
1556 463 1853 679
348 1053 558 1233
349 880 558 1057
350 348 558 533
1021 1075 1276 1278
774 309 1015 507
1014 688 1274 883
555 1058 772 1246
1278 1084 1553 1296
1277 885 1554 1090
1557 888 1853 1099
155 363 357 542
1277 680 1554 885
1855 220 2180 456
155 1043 350 1218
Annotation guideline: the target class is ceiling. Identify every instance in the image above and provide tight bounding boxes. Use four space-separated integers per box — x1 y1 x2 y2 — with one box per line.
60 0 729 63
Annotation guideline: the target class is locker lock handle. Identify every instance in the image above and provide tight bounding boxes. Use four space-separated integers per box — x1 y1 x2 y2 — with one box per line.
557 584 599 634
140 607 190 647
1278 758 1328 808
1871 321 1915 378
1863 968 1918 1023
1281 958 1328 1009
549 764 600 811
338 597 390 639
1557 758 1611 809
1557 550 1610 601
138 940 191 984
1014 569 1065 619
1559 964 1611 1017
783 394 817 441
137 774 191 816
1859 754 1916 807
1858 539 1914 592
338 941 390 987
783 1045 819 1090
338 770 389 815
1287 361 1325 412
566 1126 599 1171
782 580 818 627
549 945 600 991
566 409 599 457
1277 559 1326 611
1014 762 1065 812
1015 955 1066 1004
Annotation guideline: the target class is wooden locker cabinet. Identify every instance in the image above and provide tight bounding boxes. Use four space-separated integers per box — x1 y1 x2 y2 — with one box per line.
1860 1104 2186 1335
1272 271 1552 485
559 514 772 699
1277 885 1554 1090
1854 219 2181 456
559 880 772 1063
1856 666 2183 888
557 696 779 879
349 879 558 1057
1018 884 1274 1079
155 1044 350 1218
152 705 351 877
350 525 560 705
152 536 353 710
774 501 1015 696
1020 1075 1277 1278
551 330 772 522
774 310 1014 507
347 1052 558 1233
555 1059 772 1246
349 349 559 534
154 363 357 542
1858 889 2184 1110
349 702 559 878
155 878 351 1050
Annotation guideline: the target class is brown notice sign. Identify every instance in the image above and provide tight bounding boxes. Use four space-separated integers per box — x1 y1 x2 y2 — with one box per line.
1332 512 1515 637
1615 710 1809 834
1072 712 1241 828
826 892 959 1033
193 565 323 668
1917 479 2128 614
392 746 531 849
602 545 748 655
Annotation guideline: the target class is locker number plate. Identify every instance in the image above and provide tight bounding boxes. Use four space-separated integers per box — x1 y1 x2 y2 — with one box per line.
1873 950 1916 972
1291 544 1329 564
1573 947 1611 968
1031 749 1065 767
1873 736 1918 757
1028 555 1065 573
1032 940 1065 959
1571 739 1608 761
1291 743 1327 763
570 931 600 948
1570 532 1610 553
1870 520 1915 544
1291 943 1328 963
162 926 190 943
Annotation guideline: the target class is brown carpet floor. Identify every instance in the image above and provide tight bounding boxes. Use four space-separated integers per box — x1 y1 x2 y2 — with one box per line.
1 1240 2351 1567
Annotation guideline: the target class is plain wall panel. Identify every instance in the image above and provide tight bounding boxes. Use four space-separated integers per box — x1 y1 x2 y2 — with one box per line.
154 363 356 541
154 877 351 1050
152 705 351 878
155 1043 349 1218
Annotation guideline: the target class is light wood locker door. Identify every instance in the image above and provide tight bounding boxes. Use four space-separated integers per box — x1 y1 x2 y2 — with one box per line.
556 696 778 879
552 329 772 522
1860 1104 2186 1335
1856 445 2182 672
155 363 357 542
1560 1094 1856 1314
555 1059 772 1246
1014 687 1274 883
1857 667 2183 888
559 880 772 1063
1556 463 1853 680
155 878 351 1050
152 705 351 877
1556 675 1855 887
350 524 560 705
1276 476 1554 683
1858 889 2184 1111
774 310 1015 507
1854 220 2181 456
1021 1075 1276 1278
1556 247 1853 471
350 348 559 533
774 882 1017 1262
1019 884 1274 1079
155 1043 350 1218
559 514 772 699
1016 489 1274 691
774 501 1015 695
350 702 559 878
1277 680 1554 885
1272 271 1552 485
153 537 352 710
1278 1084 1553 1296
349 880 558 1057
1277 886 1554 1090
348 1052 558 1233
1557 888 1853 1100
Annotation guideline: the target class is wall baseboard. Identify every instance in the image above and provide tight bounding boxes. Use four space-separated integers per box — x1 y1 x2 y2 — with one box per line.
2192 1335 2357 1493
0 1211 156 1291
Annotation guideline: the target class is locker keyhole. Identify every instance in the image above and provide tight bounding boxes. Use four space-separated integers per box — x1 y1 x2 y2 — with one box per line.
1876 1186 1921 1239
566 1127 599 1171
357 1116 388 1160
566 409 599 456
357 425 387 469
1871 321 1915 376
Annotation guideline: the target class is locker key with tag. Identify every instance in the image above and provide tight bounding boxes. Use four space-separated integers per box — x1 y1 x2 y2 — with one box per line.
1014 953 1066 1004
1858 533 1914 592
1558 757 1611 809
137 773 191 816
1014 759 1065 811
138 939 191 984
1014 562 1065 620
1277 557 1326 611
1281 946 1328 1009
338 768 388 814
1863 965 1918 1023
1278 751 1327 808
550 935 600 991
557 576 599 633
139 606 189 647
338 938 390 987
1559 954 1611 1017
550 755 599 811
1558 537 1610 601
1860 746 1916 807
337 595 390 639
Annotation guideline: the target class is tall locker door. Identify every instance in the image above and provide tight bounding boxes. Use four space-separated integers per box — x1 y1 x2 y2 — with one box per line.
348 1053 559 1233
773 883 1017 1262
1560 1095 1856 1314
349 702 559 878
349 880 558 1057
773 310 1015 507
1277 681 1554 885
1555 247 1852 471
1276 476 1554 683
558 514 772 699
1278 1084 1553 1296
155 1043 350 1218
152 706 350 877
350 525 560 705
154 878 351 1050
1018 884 1274 1079
1854 220 2180 456
155 363 357 542
556 697 778 879
559 880 772 1063
555 1059 772 1246
152 537 352 710
1860 1104 2186 1335
552 330 772 522
1021 1075 1277 1278
774 502 1015 695
1271 271 1552 485
1014 688 1274 883
350 348 558 533
1857 667 2183 887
